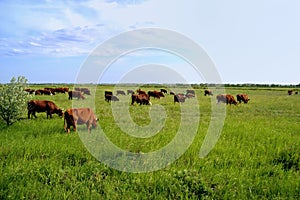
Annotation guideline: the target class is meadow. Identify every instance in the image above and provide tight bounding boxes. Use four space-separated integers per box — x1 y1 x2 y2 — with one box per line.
0 85 299 199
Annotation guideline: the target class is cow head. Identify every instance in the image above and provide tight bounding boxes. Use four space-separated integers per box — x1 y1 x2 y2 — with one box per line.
57 109 64 117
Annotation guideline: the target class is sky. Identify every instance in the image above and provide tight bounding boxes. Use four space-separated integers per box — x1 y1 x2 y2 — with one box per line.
0 0 300 84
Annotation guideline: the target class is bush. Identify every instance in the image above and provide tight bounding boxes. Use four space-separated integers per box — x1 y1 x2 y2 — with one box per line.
0 76 30 126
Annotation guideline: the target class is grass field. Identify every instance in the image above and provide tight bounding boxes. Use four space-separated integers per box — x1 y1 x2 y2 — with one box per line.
0 85 299 199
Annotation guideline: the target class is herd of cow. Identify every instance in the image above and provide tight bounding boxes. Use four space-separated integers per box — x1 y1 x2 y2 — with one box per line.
25 87 250 134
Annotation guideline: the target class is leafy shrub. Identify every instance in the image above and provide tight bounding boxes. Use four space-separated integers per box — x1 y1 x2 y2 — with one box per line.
0 76 30 126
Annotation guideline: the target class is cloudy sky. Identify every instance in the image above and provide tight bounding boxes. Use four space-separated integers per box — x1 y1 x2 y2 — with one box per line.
0 0 300 84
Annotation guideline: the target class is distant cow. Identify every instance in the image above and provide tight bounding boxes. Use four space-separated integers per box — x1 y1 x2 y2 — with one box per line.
68 91 85 100
116 90 126 95
25 89 35 94
204 90 213 96
160 89 167 94
105 94 119 102
174 94 186 103
217 94 237 105
137 89 147 95
80 88 91 95
27 100 63 119
288 90 293 95
127 90 134 95
185 93 195 98
186 90 195 95
64 108 98 134
131 93 151 105
148 91 165 99
105 91 113 102
236 94 250 104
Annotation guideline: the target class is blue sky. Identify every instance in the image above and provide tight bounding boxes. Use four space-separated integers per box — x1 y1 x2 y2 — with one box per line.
0 0 300 84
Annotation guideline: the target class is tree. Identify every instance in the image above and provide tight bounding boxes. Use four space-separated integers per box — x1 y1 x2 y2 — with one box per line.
0 76 30 126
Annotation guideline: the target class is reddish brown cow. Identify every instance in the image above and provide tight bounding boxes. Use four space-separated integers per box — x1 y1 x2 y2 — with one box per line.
137 89 147 95
217 94 238 105
64 108 98 134
148 90 165 99
131 93 151 105
68 91 85 100
288 90 293 95
236 94 250 104
174 93 186 103
27 100 63 119
204 90 213 96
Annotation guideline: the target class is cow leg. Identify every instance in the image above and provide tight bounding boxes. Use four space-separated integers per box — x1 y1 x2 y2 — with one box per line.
28 111 31 119
33 112 37 118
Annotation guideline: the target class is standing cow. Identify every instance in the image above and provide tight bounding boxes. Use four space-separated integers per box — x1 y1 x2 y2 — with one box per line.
64 108 98 134
131 93 151 105
216 94 238 105
27 100 63 119
68 91 85 100
174 93 186 103
236 94 250 104
204 90 213 96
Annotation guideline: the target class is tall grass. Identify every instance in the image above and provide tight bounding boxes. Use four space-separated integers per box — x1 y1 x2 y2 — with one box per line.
0 86 299 199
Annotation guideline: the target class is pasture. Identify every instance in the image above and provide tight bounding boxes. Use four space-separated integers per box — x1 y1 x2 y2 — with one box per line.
0 85 299 199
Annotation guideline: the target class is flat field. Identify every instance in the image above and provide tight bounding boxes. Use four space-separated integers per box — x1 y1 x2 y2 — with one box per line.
0 85 299 199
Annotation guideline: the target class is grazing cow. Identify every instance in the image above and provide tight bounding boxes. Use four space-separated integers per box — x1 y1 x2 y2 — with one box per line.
217 94 238 105
137 89 147 95
35 89 44 95
68 91 85 100
116 90 126 95
160 89 168 94
131 93 151 105
204 89 213 96
27 100 63 119
186 90 195 95
174 94 186 103
25 89 35 94
80 88 91 95
185 93 195 98
53 88 66 94
127 90 134 95
105 91 113 102
236 94 250 104
148 90 165 99
170 91 175 95
64 108 98 134
288 90 293 95
43 89 54 95
105 94 119 102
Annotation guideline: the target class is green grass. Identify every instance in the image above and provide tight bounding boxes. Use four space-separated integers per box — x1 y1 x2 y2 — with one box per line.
0 85 299 199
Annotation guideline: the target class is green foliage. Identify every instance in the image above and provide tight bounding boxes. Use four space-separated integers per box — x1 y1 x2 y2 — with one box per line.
0 76 30 126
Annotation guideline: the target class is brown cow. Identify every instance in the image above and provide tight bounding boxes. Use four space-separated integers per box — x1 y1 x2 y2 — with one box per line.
68 91 85 100
186 89 195 95
160 89 167 94
288 90 293 95
174 93 186 103
148 90 165 99
64 108 98 134
204 89 213 96
216 94 237 105
105 94 119 102
236 94 250 104
131 93 151 105
137 89 147 95
116 90 126 95
27 100 63 119
127 90 134 95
